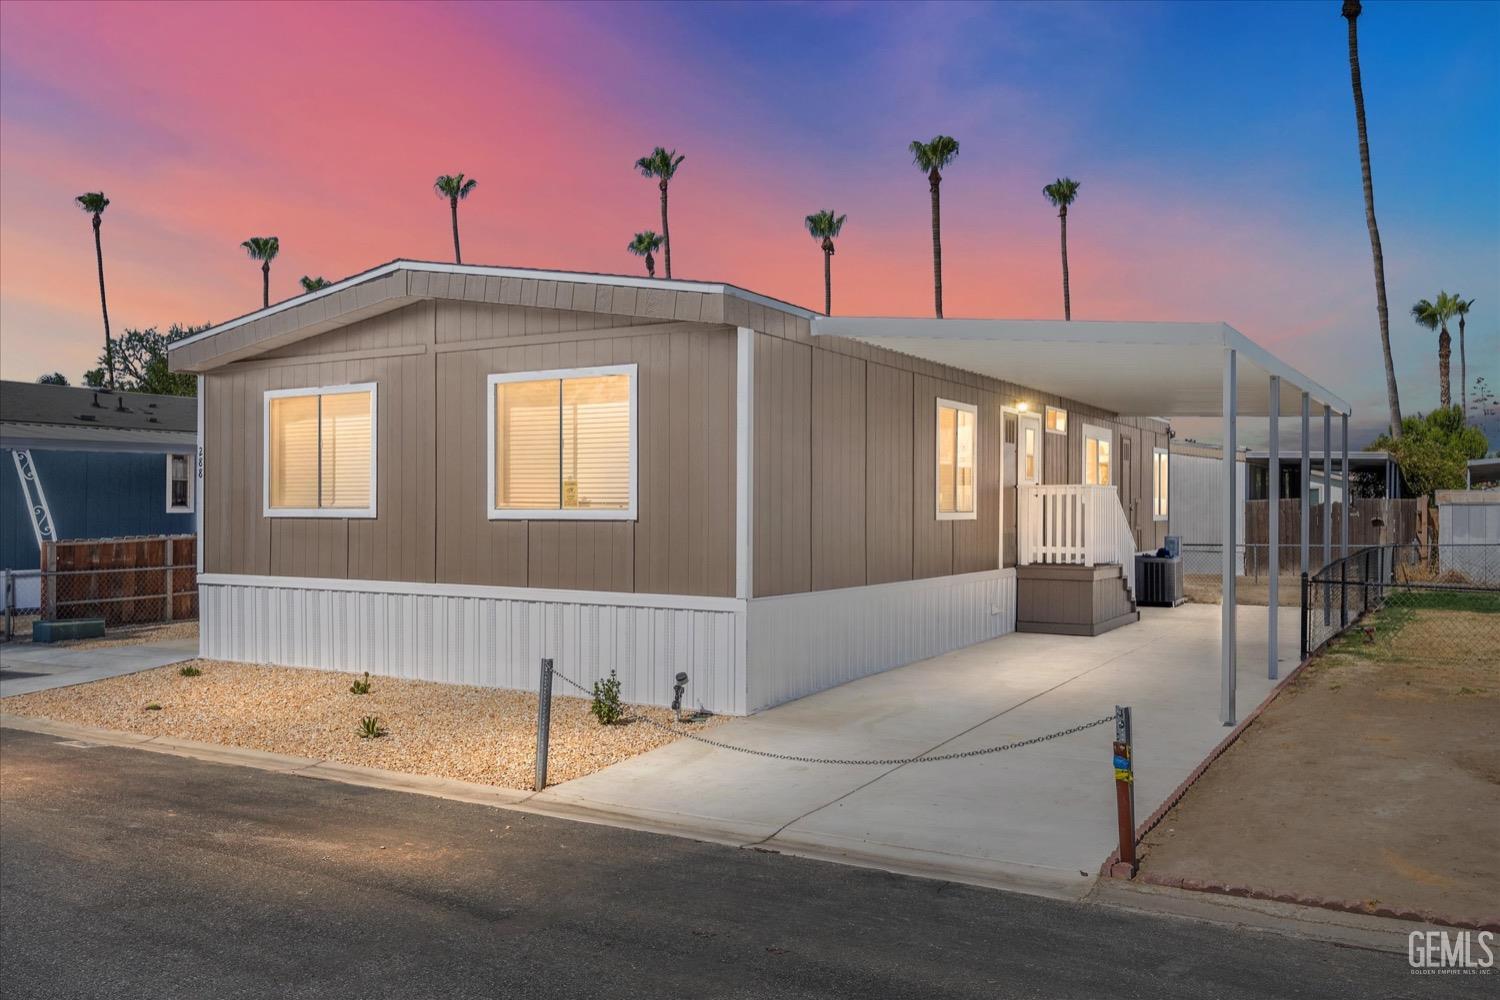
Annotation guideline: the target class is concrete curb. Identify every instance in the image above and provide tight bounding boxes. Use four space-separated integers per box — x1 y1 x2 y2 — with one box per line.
1095 652 1500 934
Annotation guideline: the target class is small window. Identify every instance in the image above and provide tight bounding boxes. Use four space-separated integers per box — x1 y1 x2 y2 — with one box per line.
263 383 376 518
936 398 977 520
1153 447 1169 520
488 365 637 520
1083 423 1111 486
1045 406 1067 435
165 453 193 513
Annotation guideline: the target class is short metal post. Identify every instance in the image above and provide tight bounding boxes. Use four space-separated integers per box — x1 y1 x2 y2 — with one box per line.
1339 558 1348 629
534 658 554 792
1299 572 1309 660
3 569 12 640
1113 705 1137 875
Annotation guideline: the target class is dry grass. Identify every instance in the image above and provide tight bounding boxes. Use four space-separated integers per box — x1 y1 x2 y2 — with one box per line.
0 660 720 790
1183 574 1302 607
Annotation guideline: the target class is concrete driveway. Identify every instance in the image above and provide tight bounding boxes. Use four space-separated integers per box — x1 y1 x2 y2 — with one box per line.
0 639 198 697
535 603 1297 899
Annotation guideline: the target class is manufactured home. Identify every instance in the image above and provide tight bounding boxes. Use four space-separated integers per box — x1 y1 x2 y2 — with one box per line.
169 261 1344 716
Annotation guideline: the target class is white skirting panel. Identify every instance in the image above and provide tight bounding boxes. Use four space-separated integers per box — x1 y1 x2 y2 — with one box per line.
745 569 1017 713
199 578 747 715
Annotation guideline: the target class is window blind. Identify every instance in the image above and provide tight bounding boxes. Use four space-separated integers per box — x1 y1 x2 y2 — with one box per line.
270 395 319 508
494 371 631 513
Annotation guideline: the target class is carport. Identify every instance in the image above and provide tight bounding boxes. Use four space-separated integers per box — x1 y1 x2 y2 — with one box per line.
815 317 1353 725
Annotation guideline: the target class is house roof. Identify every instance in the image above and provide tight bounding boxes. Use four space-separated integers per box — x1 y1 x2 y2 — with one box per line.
0 381 196 453
813 317 1350 419
168 259 817 372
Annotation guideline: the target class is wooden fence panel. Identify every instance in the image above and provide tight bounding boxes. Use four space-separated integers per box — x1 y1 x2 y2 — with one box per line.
39 535 198 626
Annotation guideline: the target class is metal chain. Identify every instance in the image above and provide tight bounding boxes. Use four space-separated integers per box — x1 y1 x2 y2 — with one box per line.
549 666 1114 767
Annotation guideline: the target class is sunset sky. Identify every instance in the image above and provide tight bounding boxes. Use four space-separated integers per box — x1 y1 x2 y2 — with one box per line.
1 0 1495 445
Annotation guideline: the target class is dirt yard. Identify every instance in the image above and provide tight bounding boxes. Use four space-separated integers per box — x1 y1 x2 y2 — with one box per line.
1183 574 1302 607
2 619 197 649
1137 596 1500 923
0 660 718 790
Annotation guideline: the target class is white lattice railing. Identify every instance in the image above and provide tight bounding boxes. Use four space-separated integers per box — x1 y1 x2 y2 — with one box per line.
1018 484 1138 599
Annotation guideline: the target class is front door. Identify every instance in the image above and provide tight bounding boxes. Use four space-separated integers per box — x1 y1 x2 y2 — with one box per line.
1018 412 1042 487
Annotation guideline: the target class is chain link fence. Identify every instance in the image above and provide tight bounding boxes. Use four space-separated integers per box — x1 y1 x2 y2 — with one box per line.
3 557 198 641
1301 542 1500 659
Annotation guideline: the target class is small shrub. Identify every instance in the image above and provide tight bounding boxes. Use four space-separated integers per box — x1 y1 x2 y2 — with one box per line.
349 672 372 695
144 703 162 711
357 715 386 739
591 669 624 725
178 665 202 677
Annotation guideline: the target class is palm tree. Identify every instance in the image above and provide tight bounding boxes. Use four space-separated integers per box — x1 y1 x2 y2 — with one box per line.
634 148 685 278
433 174 477 264
1042 178 1081 320
1453 296 1475 414
1410 291 1460 409
300 275 331 293
909 135 960 318
75 191 114 389
241 236 280 308
626 231 664 278
804 210 847 315
1342 1 1402 436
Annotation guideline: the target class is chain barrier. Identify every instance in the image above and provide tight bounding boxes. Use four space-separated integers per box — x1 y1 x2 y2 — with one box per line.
549 666 1113 767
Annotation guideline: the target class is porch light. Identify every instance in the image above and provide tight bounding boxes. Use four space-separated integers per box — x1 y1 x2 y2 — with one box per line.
1016 401 1030 412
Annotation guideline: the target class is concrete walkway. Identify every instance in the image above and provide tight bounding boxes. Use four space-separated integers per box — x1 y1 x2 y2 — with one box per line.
534 603 1298 899
0 638 199 697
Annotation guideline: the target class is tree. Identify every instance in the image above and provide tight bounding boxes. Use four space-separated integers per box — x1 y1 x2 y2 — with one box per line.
241 236 280 308
1453 296 1474 414
803 210 847 315
1341 1 1403 437
626 231 664 278
433 174 477 264
1370 406 1488 496
909 135 960 318
36 372 69 386
81 324 206 397
300 275 331 292
1410 292 1460 408
1042 178 1081 320
75 191 114 389
634 148 685 279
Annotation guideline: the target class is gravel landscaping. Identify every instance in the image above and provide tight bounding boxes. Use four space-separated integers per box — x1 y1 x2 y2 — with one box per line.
0 660 720 790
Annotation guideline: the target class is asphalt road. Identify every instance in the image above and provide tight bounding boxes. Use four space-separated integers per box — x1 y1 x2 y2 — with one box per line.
0 727 1475 999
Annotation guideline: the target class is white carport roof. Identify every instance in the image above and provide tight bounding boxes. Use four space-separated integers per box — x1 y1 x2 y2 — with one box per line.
812 317 1349 418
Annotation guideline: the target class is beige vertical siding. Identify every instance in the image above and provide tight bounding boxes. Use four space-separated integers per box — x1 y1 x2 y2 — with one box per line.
203 300 735 597
865 364 914 584
811 350 867 590
752 334 812 597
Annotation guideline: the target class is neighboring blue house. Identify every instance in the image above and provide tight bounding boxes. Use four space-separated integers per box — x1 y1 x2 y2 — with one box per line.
2 380 196 609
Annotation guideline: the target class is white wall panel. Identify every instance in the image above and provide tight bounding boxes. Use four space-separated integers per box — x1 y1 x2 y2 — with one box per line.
200 578 747 714
745 569 1016 712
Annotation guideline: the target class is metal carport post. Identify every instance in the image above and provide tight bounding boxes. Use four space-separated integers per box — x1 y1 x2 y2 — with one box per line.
1267 376 1280 680
1220 348 1237 726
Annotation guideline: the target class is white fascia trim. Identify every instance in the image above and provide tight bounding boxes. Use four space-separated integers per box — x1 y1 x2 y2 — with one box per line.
747 567 1016 607
486 364 638 522
935 397 978 521
197 573 746 613
170 260 816 355
262 382 378 519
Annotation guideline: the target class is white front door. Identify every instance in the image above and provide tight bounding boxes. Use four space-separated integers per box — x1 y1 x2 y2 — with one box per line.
1018 412 1042 486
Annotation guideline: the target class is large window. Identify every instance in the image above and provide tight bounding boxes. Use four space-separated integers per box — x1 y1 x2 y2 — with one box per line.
1153 447 1169 520
264 383 376 518
1082 423 1112 486
936 398 977 520
165 453 193 513
488 365 636 520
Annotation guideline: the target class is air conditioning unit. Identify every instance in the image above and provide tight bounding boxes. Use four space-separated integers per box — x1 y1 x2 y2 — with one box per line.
1135 553 1185 607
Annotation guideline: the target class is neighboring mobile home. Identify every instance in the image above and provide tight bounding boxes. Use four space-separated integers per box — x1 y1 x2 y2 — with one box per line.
169 261 1212 714
2 381 197 609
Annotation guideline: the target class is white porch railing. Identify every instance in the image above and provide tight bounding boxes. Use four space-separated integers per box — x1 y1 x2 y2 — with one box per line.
1018 484 1138 599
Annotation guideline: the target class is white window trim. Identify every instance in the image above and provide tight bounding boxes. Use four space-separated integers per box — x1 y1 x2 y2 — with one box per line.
935 397 979 522
487 364 638 522
1153 447 1170 521
1082 422 1111 487
1044 405 1068 435
165 452 194 513
262 382 378 519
